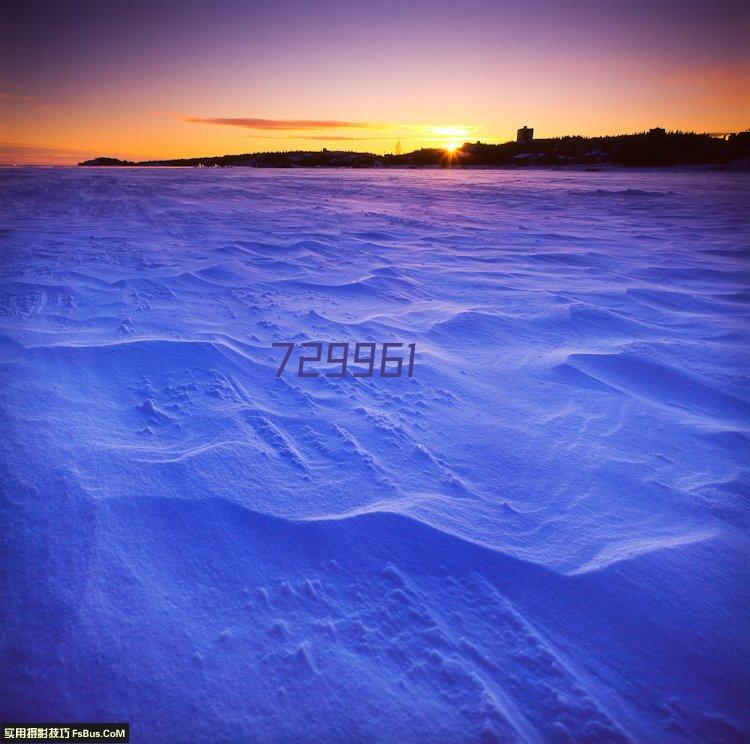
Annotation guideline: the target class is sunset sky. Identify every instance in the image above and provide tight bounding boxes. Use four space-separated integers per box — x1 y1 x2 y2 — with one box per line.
1 0 748 164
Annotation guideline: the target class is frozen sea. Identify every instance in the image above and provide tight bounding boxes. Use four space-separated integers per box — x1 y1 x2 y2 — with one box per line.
0 167 748 743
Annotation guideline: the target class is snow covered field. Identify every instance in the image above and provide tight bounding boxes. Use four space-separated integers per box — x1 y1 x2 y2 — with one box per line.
1 167 748 742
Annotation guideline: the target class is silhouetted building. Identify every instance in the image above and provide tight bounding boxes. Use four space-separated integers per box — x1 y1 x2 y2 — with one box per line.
517 126 534 143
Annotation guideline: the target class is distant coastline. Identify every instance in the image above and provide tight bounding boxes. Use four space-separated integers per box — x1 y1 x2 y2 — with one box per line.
79 129 750 169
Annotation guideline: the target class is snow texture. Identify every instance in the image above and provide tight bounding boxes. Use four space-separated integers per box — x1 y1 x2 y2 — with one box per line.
0 167 748 742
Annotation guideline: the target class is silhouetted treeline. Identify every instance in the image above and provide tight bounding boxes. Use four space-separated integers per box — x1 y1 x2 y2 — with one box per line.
81 150 381 168
449 130 750 167
80 129 750 168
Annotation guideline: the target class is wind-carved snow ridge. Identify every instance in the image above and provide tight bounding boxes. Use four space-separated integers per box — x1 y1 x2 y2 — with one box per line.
0 167 748 742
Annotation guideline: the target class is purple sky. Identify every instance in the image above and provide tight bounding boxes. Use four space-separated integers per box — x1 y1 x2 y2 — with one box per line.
1 0 748 162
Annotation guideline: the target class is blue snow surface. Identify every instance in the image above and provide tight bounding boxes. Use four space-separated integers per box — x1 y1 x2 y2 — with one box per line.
0 167 748 743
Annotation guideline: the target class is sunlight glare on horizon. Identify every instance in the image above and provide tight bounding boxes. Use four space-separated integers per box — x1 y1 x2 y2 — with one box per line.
433 126 472 139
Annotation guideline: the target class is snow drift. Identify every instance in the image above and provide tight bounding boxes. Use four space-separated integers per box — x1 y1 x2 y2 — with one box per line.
0 167 748 742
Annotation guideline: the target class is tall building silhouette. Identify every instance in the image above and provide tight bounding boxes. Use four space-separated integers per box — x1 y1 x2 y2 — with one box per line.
517 126 534 143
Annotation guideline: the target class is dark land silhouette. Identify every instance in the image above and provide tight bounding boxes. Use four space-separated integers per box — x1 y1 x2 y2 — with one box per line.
80 129 750 168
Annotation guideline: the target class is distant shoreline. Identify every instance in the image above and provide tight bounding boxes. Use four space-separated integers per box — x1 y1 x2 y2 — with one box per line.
5 163 748 172
76 129 749 169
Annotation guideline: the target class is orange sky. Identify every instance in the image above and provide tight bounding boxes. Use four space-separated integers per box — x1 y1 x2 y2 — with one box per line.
1 0 748 164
